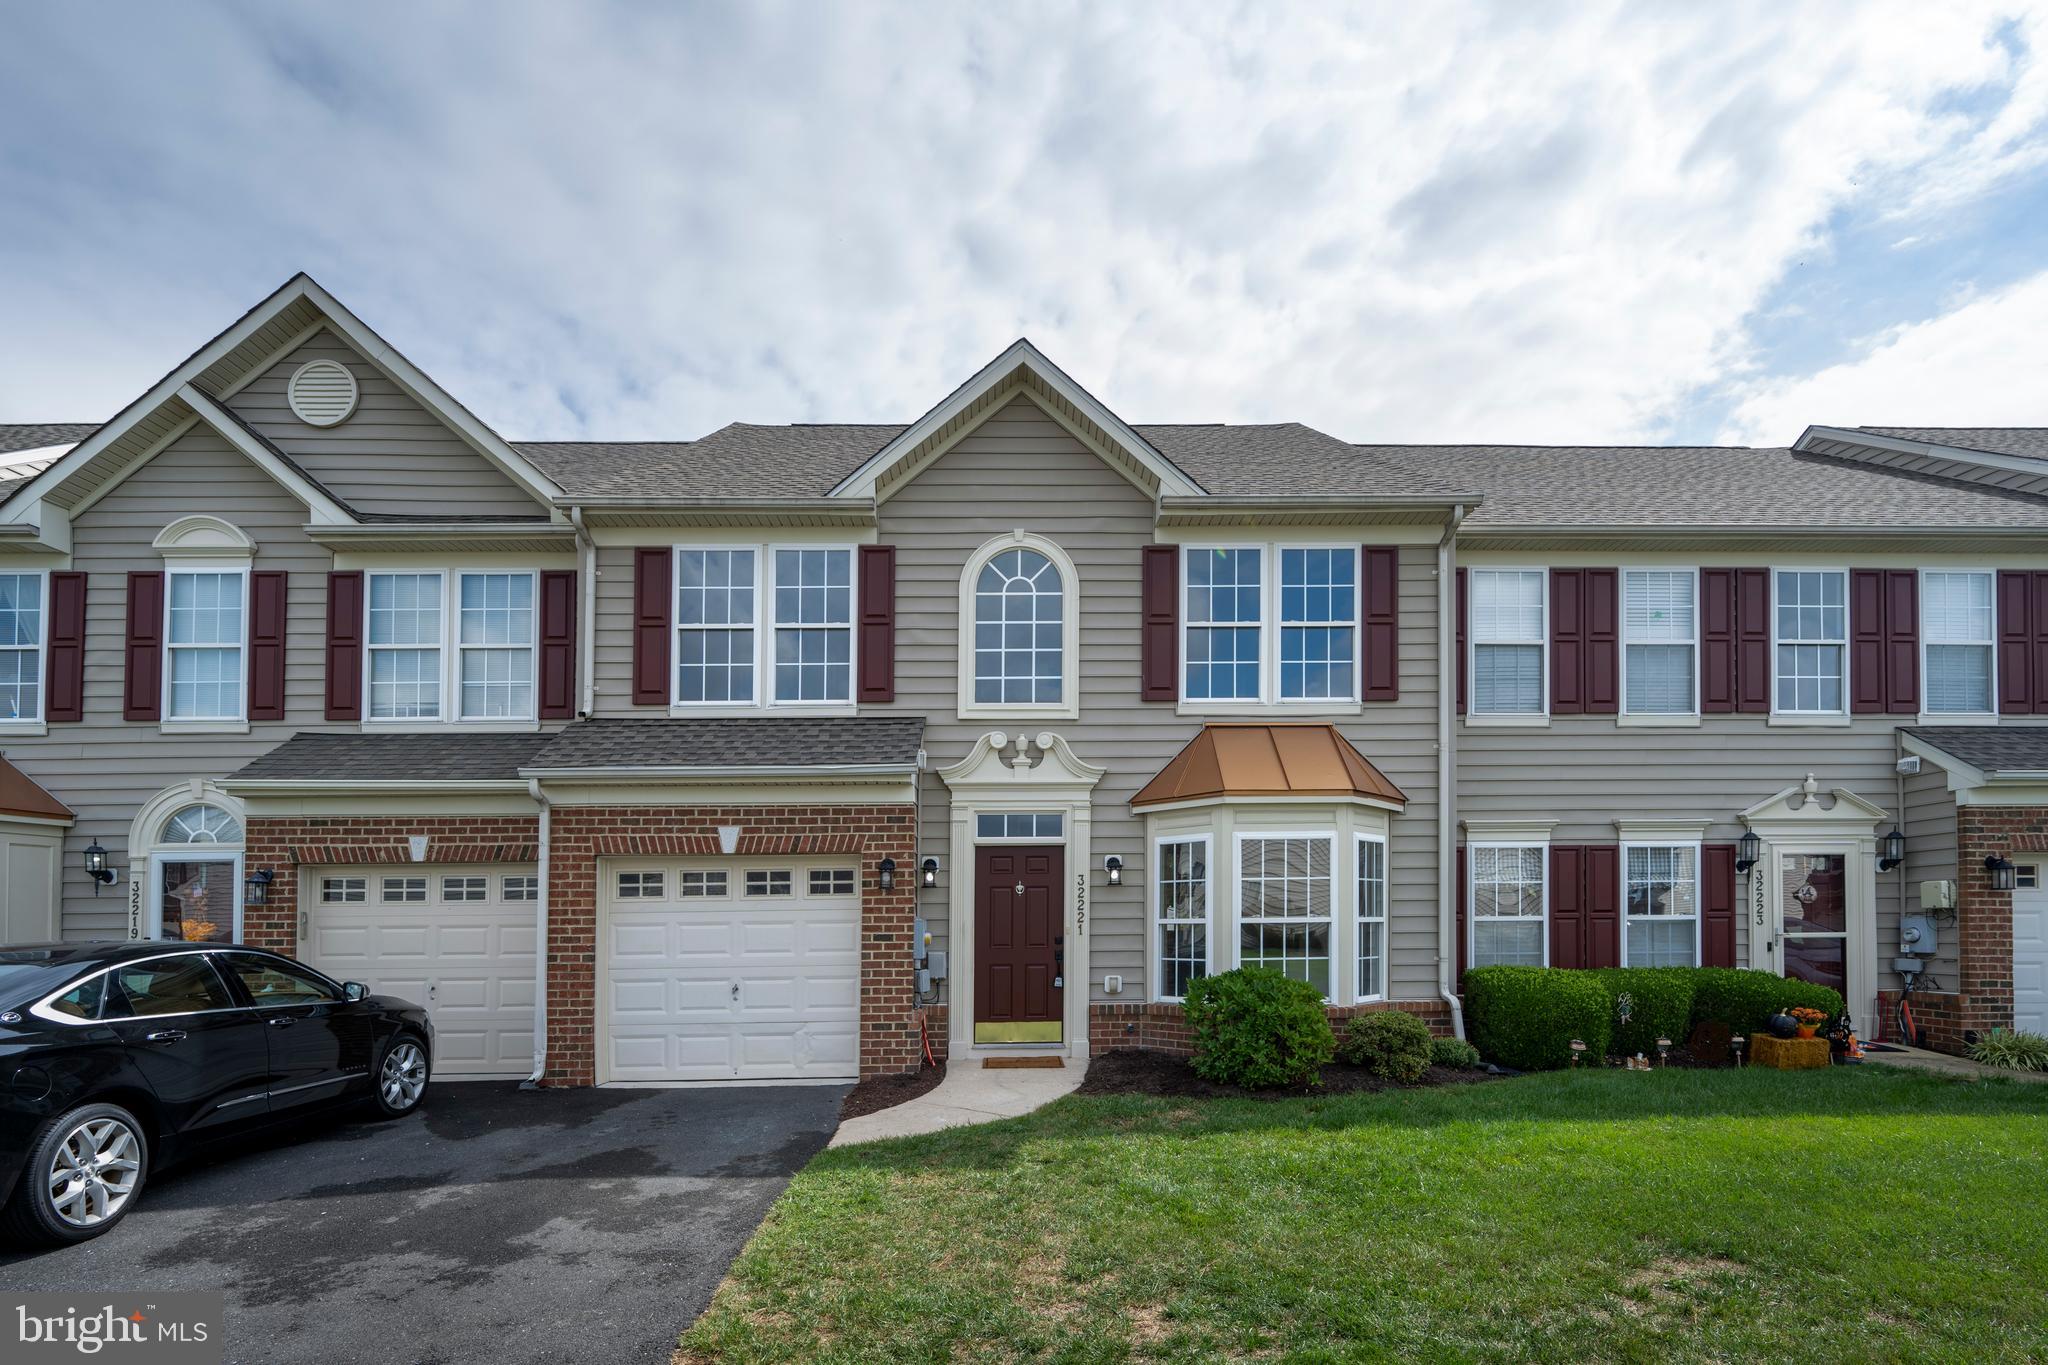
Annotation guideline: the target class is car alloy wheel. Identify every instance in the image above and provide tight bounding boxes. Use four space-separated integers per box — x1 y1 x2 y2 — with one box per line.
380 1039 427 1111
47 1115 143 1228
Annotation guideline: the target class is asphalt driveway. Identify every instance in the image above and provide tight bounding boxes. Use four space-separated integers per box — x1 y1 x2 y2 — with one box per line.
0 1081 848 1364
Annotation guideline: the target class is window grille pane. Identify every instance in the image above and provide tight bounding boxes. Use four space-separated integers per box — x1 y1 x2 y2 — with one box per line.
502 876 538 902
1358 838 1387 999
1923 572 1992 643
1471 570 1544 642
1185 548 1262 700
1926 644 1993 713
1627 918 1695 968
677 549 756 702
1278 549 1355 701
1775 643 1843 713
772 549 852 703
381 877 426 903
972 548 1063 706
369 574 441 646
975 812 1064 839
370 648 441 719
1156 838 1209 999
169 646 243 720
0 648 41 721
678 870 729 897
745 869 793 897
616 870 664 899
458 573 534 645
1237 836 1332 993
808 868 856 897
1475 919 1544 967
1474 643 1542 713
1623 570 1694 642
1625 644 1693 713
442 876 488 902
168 572 243 645
320 877 366 904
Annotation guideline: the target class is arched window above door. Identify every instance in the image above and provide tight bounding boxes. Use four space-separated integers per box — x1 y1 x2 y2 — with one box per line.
160 803 242 846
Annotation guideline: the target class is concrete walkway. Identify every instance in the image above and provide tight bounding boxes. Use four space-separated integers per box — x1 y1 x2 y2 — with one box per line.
1861 1044 2048 1083
831 1062 1085 1146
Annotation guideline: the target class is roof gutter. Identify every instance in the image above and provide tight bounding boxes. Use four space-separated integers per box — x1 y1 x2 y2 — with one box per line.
220 778 532 795
516 762 921 783
1438 502 1469 1039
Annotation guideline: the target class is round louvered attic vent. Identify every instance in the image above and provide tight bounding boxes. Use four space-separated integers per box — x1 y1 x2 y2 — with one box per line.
286 359 358 427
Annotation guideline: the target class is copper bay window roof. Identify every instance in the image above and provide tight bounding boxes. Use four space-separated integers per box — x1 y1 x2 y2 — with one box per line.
1130 723 1407 809
0 755 73 823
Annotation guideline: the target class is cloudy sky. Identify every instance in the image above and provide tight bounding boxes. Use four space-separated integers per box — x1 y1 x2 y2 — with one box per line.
2 2 2045 449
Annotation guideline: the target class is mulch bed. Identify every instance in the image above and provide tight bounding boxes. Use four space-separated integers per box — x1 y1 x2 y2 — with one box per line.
1076 1047 1499 1100
840 1063 946 1120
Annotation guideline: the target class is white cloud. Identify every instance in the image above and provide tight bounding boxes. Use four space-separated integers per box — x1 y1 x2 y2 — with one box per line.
0 1 2044 445
1720 269 2048 443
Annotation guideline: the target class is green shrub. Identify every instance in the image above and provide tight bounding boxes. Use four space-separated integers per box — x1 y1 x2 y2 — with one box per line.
1968 1029 2048 1072
1463 966 1612 1071
1430 1036 1483 1070
1182 967 1334 1089
1689 968 1844 1037
1339 1010 1433 1082
1593 967 1696 1059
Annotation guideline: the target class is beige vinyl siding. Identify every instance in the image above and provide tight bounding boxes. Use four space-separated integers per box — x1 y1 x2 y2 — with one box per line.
7 426 350 936
223 331 543 518
1898 764 1961 992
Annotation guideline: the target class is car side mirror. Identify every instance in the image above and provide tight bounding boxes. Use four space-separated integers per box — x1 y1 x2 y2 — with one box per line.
343 982 368 1002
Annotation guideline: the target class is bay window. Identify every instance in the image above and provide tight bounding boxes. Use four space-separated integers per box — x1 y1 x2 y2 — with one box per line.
674 545 853 707
1773 570 1846 714
1154 836 1210 1000
1624 843 1699 968
1236 834 1333 995
1356 833 1387 1000
1623 569 1696 714
1923 570 1994 714
0 571 43 722
1470 844 1545 967
1470 570 1545 715
367 571 537 723
166 569 246 721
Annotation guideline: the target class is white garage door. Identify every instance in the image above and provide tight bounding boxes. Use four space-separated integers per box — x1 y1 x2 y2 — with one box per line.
603 858 860 1082
304 865 538 1078
2016 878 2048 1036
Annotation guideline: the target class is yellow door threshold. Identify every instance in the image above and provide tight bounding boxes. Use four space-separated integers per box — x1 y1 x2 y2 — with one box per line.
972 1021 1063 1044
982 1056 1065 1069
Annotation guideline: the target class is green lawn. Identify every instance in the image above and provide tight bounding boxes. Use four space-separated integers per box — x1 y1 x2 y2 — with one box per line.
681 1066 2048 1363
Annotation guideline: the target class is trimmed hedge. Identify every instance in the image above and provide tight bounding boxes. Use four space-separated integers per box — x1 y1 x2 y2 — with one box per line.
1182 967 1335 1089
1339 1010 1433 1082
1689 968 1844 1037
1464 966 1612 1071
1593 967 1696 1059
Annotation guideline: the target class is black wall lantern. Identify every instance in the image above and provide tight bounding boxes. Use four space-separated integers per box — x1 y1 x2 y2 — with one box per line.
83 840 115 895
1736 829 1762 874
1103 854 1123 886
1878 827 1906 872
1986 853 2017 892
877 857 897 892
245 868 275 906
920 856 939 888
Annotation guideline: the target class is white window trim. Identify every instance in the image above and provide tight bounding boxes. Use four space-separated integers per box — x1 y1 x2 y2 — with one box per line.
1619 840 1703 969
1619 566 1699 720
1355 831 1389 1003
1467 840 1550 970
361 568 541 730
1918 566 1998 721
1466 566 1549 720
1769 565 1850 720
1151 832 1212 1003
163 564 250 728
1231 830 1338 1002
958 531 1080 722
1179 542 1362 711
0 568 47 727
670 542 859 715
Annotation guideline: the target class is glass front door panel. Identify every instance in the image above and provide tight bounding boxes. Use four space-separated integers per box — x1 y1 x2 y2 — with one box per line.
1783 933 1846 994
1781 854 1846 934
161 860 237 943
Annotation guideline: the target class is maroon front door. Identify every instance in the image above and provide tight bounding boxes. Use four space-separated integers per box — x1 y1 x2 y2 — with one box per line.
975 846 1063 1043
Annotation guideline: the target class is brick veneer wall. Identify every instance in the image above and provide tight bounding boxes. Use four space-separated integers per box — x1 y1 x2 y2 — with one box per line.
244 802 919 1087
1892 803 2036 1055
1089 999 1453 1056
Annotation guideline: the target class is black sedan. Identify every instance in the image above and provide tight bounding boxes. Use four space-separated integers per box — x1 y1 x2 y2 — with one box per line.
0 941 432 1245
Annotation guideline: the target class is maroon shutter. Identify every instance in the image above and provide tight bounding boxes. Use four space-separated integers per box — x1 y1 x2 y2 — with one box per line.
1584 568 1618 714
247 571 288 722
1700 568 1734 713
1701 843 1737 968
538 569 577 720
1551 569 1584 714
1850 569 1887 714
1360 545 1399 701
1141 545 1178 702
1455 567 1468 715
1549 845 1585 968
324 571 363 721
1454 845 1468 984
122 571 163 722
632 548 672 706
1734 567 1771 713
2000 570 2033 714
2033 575 2048 716
1884 570 1918 714
45 571 85 723
1585 843 1620 969
857 545 896 703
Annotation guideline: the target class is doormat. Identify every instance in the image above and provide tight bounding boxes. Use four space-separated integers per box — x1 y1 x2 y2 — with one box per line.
983 1057 1065 1069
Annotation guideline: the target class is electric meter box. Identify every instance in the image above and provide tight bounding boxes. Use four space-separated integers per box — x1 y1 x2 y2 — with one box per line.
1918 880 1956 910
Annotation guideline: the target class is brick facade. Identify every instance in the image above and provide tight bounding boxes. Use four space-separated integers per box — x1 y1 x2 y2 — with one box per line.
1883 803 2036 1054
243 801 919 1087
1089 999 1453 1056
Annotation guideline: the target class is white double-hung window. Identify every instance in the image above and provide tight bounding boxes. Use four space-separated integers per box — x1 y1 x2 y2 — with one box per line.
1774 570 1846 715
1470 570 1545 715
367 571 537 723
675 546 852 707
1923 571 1994 714
1356 833 1388 1000
1470 844 1546 967
1624 844 1698 967
368 573 443 720
1236 834 1334 996
166 570 247 721
0 572 44 722
458 573 536 719
1185 548 1263 702
1623 570 1696 715
1154 836 1210 1001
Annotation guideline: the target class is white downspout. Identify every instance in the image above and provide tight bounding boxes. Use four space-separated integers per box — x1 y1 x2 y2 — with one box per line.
569 505 596 717
1438 504 1469 1039
521 777 552 1089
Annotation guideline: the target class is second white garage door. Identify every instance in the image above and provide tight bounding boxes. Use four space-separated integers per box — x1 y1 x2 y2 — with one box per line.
603 858 860 1082
303 865 539 1078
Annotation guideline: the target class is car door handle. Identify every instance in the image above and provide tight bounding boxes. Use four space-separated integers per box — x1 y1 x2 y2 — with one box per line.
145 1029 187 1044
267 1015 297 1029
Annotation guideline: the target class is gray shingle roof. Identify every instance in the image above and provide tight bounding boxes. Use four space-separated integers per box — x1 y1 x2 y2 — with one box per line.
1906 726 2048 775
1859 428 2048 462
0 423 96 456
525 717 925 771
230 732 555 783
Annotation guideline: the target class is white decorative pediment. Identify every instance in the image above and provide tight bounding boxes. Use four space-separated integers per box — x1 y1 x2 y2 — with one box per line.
1739 773 1888 836
939 731 1106 795
153 515 256 557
